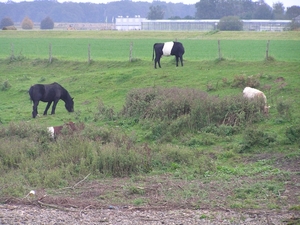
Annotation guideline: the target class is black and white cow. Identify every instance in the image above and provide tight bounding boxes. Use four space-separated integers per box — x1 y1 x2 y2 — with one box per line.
152 41 185 69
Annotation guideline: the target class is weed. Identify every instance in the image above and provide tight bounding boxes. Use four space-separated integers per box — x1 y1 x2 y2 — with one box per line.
1 80 11 91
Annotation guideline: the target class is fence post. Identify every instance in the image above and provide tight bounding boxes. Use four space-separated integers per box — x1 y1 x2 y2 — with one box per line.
129 42 133 62
10 43 15 60
49 43 52 64
88 44 91 64
265 40 270 60
218 40 222 60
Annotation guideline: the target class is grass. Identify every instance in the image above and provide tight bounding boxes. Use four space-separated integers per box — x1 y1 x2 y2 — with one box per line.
0 30 300 211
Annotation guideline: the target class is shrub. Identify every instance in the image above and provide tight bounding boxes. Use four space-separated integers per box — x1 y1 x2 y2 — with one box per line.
231 74 260 88
122 87 266 141
40 16 54 29
289 19 300 31
239 127 277 153
21 16 34 30
276 97 292 119
217 16 243 31
285 125 300 144
1 80 12 91
0 17 14 29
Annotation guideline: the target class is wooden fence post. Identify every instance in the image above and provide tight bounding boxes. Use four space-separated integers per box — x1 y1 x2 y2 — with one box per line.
10 43 15 60
129 42 133 62
265 40 270 60
218 40 222 60
88 44 91 64
49 43 52 63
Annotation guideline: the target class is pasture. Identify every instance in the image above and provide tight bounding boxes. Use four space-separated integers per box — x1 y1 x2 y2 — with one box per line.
0 30 300 216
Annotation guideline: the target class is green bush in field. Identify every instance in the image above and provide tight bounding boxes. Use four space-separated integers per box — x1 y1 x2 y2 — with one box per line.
40 16 54 29
239 127 277 153
285 124 300 144
122 87 266 142
0 17 14 29
231 74 260 88
217 16 243 31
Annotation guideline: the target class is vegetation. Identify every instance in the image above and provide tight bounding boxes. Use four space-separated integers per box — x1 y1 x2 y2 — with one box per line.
0 17 14 29
40 16 54 30
21 16 34 30
0 0 299 23
0 31 299 211
217 16 243 31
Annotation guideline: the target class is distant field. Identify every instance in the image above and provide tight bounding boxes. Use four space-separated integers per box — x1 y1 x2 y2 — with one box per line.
0 31 299 61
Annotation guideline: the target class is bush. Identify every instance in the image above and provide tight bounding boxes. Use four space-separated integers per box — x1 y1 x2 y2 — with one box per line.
239 127 277 153
21 16 34 30
289 19 300 31
0 17 14 29
217 16 243 31
122 87 266 141
40 16 54 29
231 74 260 88
285 125 300 144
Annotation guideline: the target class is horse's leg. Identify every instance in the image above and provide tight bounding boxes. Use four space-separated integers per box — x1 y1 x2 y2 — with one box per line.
44 102 52 115
51 100 59 115
32 101 39 118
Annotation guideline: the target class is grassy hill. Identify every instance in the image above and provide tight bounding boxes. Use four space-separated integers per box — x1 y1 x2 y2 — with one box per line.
0 31 299 211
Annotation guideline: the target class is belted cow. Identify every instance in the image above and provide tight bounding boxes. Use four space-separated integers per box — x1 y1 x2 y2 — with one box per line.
152 41 185 69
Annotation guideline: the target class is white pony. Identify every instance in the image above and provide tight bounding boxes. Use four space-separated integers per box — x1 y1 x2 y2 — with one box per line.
243 87 270 114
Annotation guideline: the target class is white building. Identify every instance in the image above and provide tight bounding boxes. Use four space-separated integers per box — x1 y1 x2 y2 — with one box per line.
115 16 146 30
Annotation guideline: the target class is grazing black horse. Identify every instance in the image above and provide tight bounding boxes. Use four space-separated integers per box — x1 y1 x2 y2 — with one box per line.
29 82 74 118
152 41 185 68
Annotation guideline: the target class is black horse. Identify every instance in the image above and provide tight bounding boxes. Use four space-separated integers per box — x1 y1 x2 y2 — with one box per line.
29 82 74 118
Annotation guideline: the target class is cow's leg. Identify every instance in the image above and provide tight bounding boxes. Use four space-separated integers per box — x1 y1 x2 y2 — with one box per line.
157 55 162 68
51 100 59 115
32 101 39 118
154 53 162 68
180 55 183 66
175 56 179 67
44 102 52 115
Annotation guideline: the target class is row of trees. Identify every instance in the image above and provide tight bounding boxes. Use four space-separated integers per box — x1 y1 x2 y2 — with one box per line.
0 0 299 24
147 0 300 20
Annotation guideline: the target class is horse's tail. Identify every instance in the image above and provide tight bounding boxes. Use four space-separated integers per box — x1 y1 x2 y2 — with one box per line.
28 85 33 101
152 44 155 61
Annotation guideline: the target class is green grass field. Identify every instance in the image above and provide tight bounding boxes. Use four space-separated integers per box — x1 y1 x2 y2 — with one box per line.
0 31 299 61
0 30 300 212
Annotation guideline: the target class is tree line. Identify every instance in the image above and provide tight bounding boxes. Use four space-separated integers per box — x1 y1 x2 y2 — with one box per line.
0 0 299 28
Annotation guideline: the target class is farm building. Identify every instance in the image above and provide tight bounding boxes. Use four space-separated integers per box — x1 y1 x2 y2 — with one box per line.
115 18 291 32
115 16 146 30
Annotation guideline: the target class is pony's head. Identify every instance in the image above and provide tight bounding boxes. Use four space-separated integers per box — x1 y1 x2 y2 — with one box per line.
65 97 74 112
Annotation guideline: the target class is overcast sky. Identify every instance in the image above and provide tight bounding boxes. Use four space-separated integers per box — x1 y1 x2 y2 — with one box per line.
1 0 299 8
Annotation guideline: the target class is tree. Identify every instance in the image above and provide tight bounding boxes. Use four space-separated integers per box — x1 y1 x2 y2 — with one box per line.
40 16 54 29
285 6 300 20
253 2 272 19
195 0 218 19
0 17 14 29
21 16 34 30
217 16 243 31
272 2 285 20
289 19 300 30
147 5 164 20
